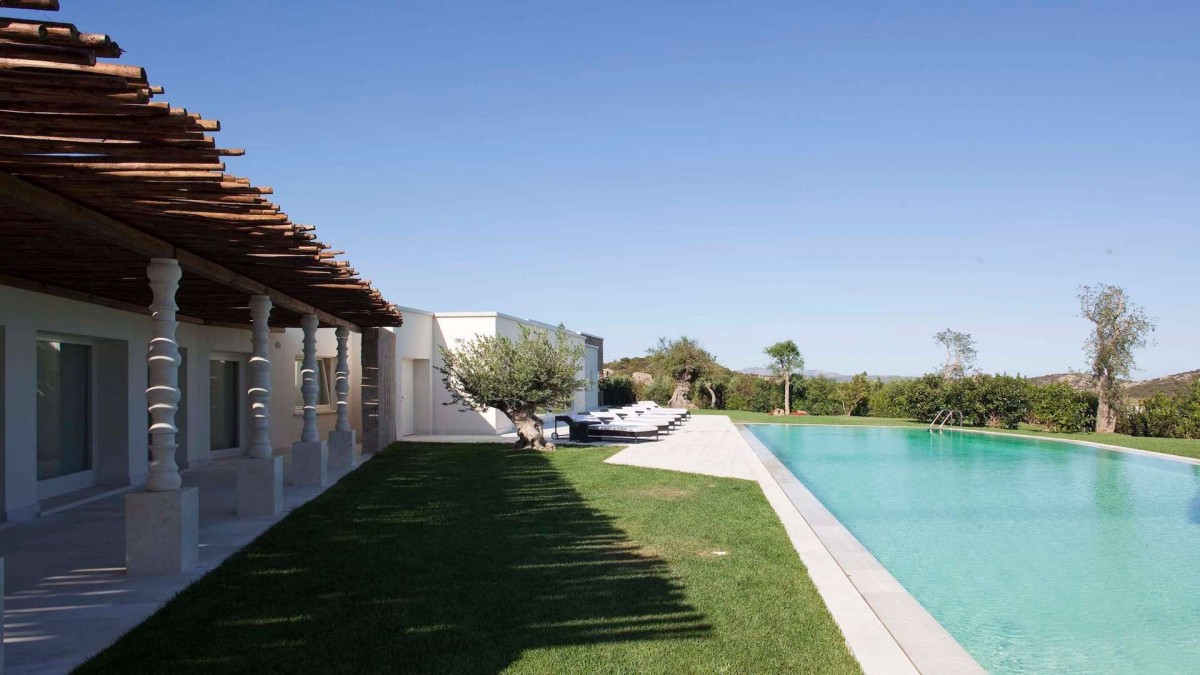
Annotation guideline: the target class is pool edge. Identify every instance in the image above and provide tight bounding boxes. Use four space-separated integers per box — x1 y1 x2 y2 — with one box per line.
737 424 985 675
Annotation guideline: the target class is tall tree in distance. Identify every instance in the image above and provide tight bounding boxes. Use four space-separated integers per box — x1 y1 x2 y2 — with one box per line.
1079 284 1155 433
764 340 804 414
649 336 715 409
934 329 977 380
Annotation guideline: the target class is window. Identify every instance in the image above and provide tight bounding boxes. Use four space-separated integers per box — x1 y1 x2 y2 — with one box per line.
36 339 93 480
295 357 334 411
209 358 240 451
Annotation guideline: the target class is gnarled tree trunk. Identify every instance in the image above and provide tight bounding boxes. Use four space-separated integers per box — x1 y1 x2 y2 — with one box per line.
783 377 791 415
507 409 554 451
1095 390 1118 433
669 380 694 409
705 382 717 408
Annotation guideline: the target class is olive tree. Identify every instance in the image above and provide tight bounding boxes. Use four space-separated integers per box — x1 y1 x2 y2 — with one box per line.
649 336 715 409
438 325 585 450
764 340 804 414
934 328 977 380
1079 284 1155 433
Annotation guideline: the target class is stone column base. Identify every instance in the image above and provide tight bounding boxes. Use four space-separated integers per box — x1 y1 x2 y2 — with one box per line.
125 487 200 575
237 456 283 516
328 429 358 470
292 440 328 486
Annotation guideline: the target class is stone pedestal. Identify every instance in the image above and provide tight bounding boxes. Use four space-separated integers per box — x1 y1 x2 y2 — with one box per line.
291 440 328 486
125 487 199 575
237 456 283 516
328 429 357 470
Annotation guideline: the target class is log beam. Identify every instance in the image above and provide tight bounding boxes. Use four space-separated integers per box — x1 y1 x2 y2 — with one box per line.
0 171 360 330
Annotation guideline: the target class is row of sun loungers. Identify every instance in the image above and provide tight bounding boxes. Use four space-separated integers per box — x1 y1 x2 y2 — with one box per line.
552 402 693 443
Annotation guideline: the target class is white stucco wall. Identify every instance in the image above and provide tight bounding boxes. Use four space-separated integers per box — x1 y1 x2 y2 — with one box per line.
0 285 363 521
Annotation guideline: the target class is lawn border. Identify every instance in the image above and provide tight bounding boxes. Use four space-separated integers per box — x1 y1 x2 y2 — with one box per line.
737 423 984 675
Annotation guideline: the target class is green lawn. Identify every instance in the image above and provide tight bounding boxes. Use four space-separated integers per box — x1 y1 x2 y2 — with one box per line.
698 409 1200 460
81 443 860 674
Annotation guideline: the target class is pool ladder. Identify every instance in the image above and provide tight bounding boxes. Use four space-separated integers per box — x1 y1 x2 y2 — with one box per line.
929 409 963 432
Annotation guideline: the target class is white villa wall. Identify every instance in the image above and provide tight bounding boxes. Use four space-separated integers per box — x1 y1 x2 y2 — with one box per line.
0 285 363 522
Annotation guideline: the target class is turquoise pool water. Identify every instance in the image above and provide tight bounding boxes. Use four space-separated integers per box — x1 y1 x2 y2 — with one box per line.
748 424 1200 674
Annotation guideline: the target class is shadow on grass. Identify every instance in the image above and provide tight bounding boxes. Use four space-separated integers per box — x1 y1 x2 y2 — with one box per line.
80 444 710 673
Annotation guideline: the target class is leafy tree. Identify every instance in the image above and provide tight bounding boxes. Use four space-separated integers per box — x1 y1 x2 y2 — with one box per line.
799 375 841 415
438 325 584 451
1079 284 1155 433
648 336 715 409
934 328 978 379
764 340 804 414
836 373 872 416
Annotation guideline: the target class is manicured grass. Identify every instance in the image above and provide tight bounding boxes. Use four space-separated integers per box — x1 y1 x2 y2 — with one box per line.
81 444 860 674
697 409 1200 460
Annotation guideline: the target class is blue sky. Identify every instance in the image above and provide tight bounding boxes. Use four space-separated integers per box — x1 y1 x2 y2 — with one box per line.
33 1 1199 377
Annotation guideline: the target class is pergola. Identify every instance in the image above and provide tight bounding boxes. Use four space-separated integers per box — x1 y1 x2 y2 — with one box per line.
0 0 401 574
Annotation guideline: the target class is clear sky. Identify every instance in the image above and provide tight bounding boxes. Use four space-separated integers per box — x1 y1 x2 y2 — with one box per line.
31 1 1199 377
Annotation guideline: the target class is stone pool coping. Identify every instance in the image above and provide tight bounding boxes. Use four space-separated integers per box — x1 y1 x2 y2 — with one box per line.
737 424 985 675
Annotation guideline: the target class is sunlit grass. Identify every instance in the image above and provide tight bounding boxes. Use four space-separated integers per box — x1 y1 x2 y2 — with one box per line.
80 443 859 674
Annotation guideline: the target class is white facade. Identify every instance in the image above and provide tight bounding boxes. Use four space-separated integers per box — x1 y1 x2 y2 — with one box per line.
0 285 363 522
392 308 602 437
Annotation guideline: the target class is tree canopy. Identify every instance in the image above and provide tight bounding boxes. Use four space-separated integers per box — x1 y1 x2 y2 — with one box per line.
934 328 977 379
649 336 716 408
439 325 585 450
764 340 804 414
1079 283 1155 432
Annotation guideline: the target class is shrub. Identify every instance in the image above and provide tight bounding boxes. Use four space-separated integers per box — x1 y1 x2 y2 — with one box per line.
900 374 948 422
797 376 841 415
641 376 676 407
869 380 910 418
599 375 636 407
724 375 781 413
1030 382 1096 433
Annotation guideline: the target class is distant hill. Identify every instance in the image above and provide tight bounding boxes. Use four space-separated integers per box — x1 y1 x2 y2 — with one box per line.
739 368 911 383
1029 370 1199 400
1126 370 1200 399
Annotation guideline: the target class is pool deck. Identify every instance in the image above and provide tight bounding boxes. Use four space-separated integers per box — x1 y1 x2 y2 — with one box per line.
607 415 984 675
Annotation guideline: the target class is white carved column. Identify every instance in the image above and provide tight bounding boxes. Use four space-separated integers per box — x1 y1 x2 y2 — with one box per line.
146 258 183 491
335 326 351 433
291 314 327 486
247 295 273 459
237 294 283 515
125 258 199 574
328 325 357 469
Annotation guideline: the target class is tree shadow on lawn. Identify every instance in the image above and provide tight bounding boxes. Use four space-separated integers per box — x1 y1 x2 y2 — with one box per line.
80 444 711 673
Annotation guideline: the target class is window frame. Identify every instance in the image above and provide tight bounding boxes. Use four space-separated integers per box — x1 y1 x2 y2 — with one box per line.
294 356 336 415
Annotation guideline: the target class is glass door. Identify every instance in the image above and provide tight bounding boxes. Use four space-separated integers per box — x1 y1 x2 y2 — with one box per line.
209 358 240 452
36 339 93 481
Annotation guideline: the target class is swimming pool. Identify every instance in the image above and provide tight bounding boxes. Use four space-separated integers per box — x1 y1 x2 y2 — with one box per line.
747 424 1200 674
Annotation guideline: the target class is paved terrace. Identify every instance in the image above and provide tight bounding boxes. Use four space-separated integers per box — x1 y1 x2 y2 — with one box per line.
607 415 983 675
1 452 368 675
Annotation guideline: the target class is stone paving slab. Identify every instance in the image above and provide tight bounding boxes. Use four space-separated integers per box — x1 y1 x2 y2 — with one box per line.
603 415 756 479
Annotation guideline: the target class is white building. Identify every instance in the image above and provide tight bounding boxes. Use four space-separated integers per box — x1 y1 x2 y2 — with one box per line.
393 308 603 437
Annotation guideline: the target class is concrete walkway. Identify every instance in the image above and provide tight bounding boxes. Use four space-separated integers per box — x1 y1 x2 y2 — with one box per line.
608 415 982 675
604 414 757 479
1 451 370 675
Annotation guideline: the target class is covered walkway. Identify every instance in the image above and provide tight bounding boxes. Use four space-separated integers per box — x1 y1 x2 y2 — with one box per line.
0 453 368 675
